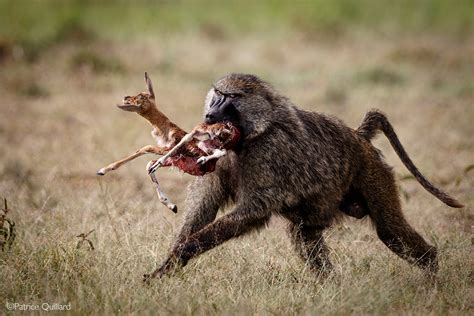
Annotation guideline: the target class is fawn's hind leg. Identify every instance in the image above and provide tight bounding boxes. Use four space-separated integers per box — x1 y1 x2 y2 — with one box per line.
146 160 177 213
355 158 437 273
197 149 227 165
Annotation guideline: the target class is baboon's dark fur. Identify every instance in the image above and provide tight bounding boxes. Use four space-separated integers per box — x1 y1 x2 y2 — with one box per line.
357 110 463 208
144 74 462 281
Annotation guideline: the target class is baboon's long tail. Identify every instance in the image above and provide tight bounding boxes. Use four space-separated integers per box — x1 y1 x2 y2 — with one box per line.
357 109 464 208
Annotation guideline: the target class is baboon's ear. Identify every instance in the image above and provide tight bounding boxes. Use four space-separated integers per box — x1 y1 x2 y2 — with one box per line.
145 72 155 98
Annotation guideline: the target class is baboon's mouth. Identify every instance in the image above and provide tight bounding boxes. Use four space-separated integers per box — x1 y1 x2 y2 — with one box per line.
202 121 241 150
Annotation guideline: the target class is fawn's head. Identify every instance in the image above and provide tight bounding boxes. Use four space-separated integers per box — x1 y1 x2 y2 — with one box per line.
117 72 157 114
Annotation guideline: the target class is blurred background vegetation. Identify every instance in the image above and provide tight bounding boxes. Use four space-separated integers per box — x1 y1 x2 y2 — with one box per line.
1 0 473 62
0 1 472 314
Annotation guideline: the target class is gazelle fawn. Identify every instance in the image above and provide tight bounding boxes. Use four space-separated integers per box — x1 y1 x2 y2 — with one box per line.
97 73 240 212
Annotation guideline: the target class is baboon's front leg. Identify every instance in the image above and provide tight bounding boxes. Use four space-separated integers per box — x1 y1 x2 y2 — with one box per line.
97 145 168 175
144 206 271 281
143 163 233 283
174 165 234 245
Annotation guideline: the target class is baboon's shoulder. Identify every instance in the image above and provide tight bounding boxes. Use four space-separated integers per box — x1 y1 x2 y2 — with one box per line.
291 107 351 137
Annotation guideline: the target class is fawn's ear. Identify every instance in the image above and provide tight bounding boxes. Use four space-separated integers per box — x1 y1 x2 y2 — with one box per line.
144 72 155 98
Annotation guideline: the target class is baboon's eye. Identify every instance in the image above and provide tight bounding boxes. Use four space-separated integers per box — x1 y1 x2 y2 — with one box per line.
227 92 243 99
214 87 240 98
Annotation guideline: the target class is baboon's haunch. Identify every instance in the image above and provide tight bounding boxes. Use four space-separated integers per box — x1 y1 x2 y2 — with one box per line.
144 74 463 282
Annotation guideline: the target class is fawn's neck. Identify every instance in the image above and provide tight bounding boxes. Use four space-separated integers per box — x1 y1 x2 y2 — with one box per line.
140 107 186 146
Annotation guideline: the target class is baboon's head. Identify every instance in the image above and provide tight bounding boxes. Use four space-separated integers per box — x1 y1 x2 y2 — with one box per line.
117 72 157 114
204 74 285 140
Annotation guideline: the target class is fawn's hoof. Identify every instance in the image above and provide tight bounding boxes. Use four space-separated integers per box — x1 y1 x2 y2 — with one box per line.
197 156 207 165
96 168 106 176
148 159 163 174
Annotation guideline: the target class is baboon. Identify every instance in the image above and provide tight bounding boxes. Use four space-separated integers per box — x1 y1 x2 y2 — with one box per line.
143 74 463 282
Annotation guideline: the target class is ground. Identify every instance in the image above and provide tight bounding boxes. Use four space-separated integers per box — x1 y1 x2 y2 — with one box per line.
0 1 473 315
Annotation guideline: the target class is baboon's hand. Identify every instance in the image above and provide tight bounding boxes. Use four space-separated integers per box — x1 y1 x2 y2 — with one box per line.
142 255 181 284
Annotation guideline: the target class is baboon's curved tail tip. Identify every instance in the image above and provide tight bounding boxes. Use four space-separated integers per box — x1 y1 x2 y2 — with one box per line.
358 109 464 209
442 197 464 208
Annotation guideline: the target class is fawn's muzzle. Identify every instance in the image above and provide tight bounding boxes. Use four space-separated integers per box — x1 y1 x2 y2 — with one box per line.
117 103 139 112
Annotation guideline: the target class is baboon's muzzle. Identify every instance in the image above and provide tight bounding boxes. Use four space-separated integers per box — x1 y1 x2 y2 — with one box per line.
205 94 236 124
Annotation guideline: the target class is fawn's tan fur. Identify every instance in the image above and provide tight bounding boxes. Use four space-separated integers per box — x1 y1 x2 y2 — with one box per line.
97 73 237 212
97 73 185 176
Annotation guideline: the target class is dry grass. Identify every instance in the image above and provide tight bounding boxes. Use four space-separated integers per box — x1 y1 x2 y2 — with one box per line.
0 2 473 315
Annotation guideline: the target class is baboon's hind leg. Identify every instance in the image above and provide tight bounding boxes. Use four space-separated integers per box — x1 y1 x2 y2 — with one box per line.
288 222 332 274
356 162 438 272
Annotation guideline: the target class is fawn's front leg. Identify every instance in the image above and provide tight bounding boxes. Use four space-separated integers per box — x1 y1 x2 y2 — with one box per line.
146 160 177 213
97 145 168 176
